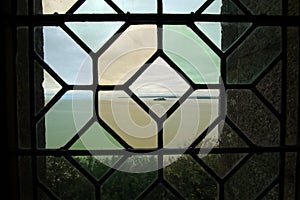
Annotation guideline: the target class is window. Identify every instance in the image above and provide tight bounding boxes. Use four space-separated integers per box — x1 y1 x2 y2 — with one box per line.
7 0 300 199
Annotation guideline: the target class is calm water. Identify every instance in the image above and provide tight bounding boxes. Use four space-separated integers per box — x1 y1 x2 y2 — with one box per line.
42 97 219 149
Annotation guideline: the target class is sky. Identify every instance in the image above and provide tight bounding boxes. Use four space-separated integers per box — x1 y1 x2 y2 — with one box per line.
42 0 222 97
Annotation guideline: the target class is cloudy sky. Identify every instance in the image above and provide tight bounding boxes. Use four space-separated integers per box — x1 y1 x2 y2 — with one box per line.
42 0 221 96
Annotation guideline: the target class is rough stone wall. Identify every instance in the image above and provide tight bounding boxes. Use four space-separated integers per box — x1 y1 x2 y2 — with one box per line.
221 0 298 199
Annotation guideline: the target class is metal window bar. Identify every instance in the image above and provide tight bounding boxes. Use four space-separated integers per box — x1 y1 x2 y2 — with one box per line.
9 0 300 199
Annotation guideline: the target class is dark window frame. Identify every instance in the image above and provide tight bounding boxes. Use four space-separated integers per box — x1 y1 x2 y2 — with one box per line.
6 0 300 199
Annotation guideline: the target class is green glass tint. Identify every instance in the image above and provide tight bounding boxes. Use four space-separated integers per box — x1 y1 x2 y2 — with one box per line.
42 0 77 14
256 61 282 113
239 0 282 15
98 91 157 148
224 153 279 200
72 155 123 180
164 90 219 148
195 22 252 51
201 153 248 178
98 25 157 85
35 26 93 85
227 26 281 84
113 0 157 13
37 91 93 149
226 90 280 146
164 155 218 199
163 0 206 13
130 57 190 117
65 22 124 53
163 25 220 84
38 156 95 200
74 0 116 14
70 122 123 150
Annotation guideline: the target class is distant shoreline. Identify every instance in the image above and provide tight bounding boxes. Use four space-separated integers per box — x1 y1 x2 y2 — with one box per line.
44 93 219 100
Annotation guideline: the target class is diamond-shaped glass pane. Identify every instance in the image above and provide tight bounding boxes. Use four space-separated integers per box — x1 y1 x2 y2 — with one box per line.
225 153 279 200
197 122 249 148
130 57 190 118
227 26 281 84
226 90 280 146
164 155 218 199
201 153 248 178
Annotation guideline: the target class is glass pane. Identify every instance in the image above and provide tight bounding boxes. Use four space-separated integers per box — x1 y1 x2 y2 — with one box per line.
70 122 123 150
41 0 77 14
37 91 93 149
196 22 252 51
227 26 281 84
262 185 279 200
35 26 93 85
164 155 218 199
239 0 282 15
101 156 157 199
38 156 95 199
144 184 178 200
98 25 157 85
113 0 157 13
284 153 297 199
201 153 248 178
130 57 190 117
74 0 116 14
164 90 219 148
224 153 279 200
65 22 124 53
286 27 299 145
98 91 157 148
34 61 63 115
163 25 220 84
197 122 249 148
289 0 299 15
256 61 282 113
72 155 123 180
195 22 222 49
226 90 280 146
204 0 244 15
163 0 206 13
